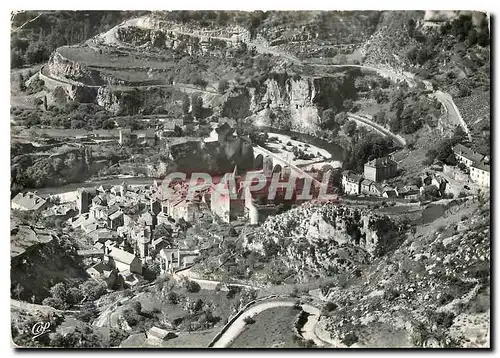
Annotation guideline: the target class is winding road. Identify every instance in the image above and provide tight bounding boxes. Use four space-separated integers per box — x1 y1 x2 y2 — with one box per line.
211 299 328 348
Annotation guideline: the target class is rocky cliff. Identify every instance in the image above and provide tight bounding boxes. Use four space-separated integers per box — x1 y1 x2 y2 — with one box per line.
244 203 400 279
222 71 357 132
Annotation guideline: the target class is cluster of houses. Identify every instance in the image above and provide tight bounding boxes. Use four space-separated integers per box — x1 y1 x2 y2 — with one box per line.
452 144 490 188
341 155 452 199
342 143 490 201
342 156 401 197
66 181 207 288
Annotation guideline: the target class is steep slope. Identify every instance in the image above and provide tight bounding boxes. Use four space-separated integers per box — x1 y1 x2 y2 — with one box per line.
319 197 490 348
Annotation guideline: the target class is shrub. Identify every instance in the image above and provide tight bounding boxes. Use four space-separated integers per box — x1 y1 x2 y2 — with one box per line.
167 291 179 304
132 301 142 314
218 79 229 93
243 316 255 324
341 332 359 347
324 301 338 312
42 297 67 310
185 280 201 293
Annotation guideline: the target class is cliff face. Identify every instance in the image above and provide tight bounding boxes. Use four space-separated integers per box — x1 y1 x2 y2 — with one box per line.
47 50 104 87
223 72 357 132
244 204 400 279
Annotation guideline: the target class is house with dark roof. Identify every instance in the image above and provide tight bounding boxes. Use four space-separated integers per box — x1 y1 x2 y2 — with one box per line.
86 261 118 288
452 144 485 168
341 171 362 195
163 118 184 132
360 178 375 195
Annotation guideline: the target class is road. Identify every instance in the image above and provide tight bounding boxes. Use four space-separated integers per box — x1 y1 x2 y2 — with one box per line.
431 91 472 141
44 17 468 148
347 113 407 146
211 300 327 348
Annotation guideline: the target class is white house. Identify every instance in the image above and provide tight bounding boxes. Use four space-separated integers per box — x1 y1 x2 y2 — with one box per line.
470 162 490 187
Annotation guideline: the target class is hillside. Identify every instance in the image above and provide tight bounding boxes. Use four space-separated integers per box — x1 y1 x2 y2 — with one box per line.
320 196 490 348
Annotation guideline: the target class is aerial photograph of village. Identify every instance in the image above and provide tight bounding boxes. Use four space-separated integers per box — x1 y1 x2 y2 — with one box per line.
10 9 490 348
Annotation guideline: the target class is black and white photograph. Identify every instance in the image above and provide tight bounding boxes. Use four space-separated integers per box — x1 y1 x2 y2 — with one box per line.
8 7 491 349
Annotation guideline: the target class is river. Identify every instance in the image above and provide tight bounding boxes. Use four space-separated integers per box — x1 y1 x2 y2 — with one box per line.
29 129 343 197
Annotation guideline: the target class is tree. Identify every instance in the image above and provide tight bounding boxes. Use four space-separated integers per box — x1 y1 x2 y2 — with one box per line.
467 29 478 46
420 185 439 201
343 120 357 136
13 283 24 300
50 283 68 303
42 297 66 310
185 280 201 293
132 301 142 314
18 73 26 91
218 79 229 93
182 94 190 115
191 95 203 119
79 280 107 301
11 50 24 68
173 125 183 137
167 291 179 304
407 18 416 37
76 302 98 322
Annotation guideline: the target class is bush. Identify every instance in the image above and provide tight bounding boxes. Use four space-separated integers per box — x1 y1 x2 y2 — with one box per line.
167 291 179 304
42 297 67 310
185 280 201 293
324 301 338 312
76 302 98 323
341 332 359 347
243 316 255 324
218 79 229 93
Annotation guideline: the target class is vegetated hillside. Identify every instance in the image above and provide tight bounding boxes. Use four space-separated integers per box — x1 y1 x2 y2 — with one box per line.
11 10 146 68
320 196 490 348
361 11 424 70
10 142 130 194
11 229 87 302
453 88 490 156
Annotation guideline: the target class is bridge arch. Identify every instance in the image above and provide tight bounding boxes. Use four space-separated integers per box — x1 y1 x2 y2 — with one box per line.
254 154 264 170
263 155 274 175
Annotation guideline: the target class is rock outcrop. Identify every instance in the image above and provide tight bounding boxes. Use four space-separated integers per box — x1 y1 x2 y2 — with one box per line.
244 203 400 278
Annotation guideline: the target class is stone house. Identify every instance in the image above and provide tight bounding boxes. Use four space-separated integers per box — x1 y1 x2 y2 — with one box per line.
86 261 118 289
341 171 362 195
452 144 484 168
360 178 375 195
364 157 398 182
159 248 200 273
105 247 142 275
11 192 49 211
470 162 490 187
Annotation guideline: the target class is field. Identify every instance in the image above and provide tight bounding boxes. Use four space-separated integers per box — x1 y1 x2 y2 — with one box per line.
230 306 302 348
